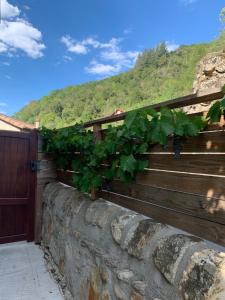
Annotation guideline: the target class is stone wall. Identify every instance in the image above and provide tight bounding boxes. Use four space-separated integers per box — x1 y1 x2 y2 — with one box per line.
42 182 225 300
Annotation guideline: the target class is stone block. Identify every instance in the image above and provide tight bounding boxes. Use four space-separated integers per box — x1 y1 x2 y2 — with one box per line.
153 234 201 284
127 219 165 259
111 212 138 245
179 249 225 300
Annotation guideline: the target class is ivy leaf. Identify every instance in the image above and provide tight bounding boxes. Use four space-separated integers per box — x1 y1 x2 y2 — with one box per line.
72 159 82 170
146 108 158 118
160 117 174 136
120 154 137 174
207 101 222 122
136 142 148 154
221 96 225 109
116 168 133 182
91 175 102 188
136 160 148 171
125 111 138 129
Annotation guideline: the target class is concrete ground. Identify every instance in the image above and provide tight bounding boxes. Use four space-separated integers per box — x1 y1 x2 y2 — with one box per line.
0 242 63 300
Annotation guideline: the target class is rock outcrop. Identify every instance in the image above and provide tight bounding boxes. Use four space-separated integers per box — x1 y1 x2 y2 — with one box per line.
193 50 225 93
183 51 225 115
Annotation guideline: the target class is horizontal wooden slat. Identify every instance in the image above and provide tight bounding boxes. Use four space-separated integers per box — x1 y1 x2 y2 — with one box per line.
58 166 225 201
107 180 225 225
144 153 225 176
0 198 28 205
149 130 225 153
97 129 225 153
57 171 225 224
57 170 73 186
101 190 225 247
136 169 225 199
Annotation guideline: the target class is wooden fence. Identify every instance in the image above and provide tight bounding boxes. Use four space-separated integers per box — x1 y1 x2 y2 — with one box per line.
57 88 225 247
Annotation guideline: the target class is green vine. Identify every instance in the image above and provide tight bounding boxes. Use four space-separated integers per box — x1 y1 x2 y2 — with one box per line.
41 104 210 193
207 91 225 123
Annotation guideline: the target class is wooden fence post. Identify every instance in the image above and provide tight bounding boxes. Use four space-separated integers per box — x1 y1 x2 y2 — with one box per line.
35 133 57 243
91 124 102 200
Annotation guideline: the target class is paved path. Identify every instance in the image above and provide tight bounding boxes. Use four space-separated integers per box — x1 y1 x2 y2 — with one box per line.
0 242 63 300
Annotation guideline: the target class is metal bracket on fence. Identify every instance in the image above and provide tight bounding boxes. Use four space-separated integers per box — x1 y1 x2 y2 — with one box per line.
31 160 41 172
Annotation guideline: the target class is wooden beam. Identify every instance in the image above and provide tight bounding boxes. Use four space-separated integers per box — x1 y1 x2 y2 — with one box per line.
83 88 224 128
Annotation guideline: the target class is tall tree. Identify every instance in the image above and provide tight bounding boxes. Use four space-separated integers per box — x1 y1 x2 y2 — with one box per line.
220 7 225 24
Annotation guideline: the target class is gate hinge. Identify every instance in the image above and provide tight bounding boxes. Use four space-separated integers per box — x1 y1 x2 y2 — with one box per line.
31 160 41 172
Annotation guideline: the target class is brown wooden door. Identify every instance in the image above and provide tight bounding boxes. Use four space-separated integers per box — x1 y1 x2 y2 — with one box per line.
0 130 37 244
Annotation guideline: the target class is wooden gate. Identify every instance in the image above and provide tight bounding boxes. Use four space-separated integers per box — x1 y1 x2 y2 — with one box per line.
0 130 37 244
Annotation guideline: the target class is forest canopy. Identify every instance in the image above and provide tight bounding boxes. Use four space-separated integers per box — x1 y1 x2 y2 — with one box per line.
15 32 225 128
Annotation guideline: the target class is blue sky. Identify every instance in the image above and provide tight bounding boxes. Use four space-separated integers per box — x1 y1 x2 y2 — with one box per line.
0 0 224 116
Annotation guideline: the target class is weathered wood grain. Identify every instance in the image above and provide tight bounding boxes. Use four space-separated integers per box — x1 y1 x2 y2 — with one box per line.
101 190 225 247
107 180 225 225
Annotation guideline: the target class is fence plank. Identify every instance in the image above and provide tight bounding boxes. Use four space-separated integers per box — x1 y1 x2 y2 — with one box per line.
144 153 225 176
136 169 225 199
101 190 225 247
107 180 225 225
149 130 225 153
57 170 73 186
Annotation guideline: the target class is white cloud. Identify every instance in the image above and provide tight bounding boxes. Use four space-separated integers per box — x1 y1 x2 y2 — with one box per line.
90 38 139 75
0 102 7 106
23 5 30 11
166 41 180 52
61 35 122 55
1 61 10 66
0 1 45 58
61 35 139 76
101 49 139 67
181 0 197 5
0 41 8 52
61 35 88 54
82 37 101 48
123 28 132 35
63 55 72 62
1 0 20 19
85 60 120 76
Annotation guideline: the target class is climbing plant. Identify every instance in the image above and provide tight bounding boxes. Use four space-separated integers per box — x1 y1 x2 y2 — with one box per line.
41 104 210 193
207 93 225 123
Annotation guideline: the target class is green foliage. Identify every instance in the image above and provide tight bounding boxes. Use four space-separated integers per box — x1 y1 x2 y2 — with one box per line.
207 94 225 123
15 32 225 128
41 107 206 193
220 7 225 24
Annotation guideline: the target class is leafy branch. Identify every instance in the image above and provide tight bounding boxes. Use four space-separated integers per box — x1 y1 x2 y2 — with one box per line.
41 105 207 193
207 92 225 123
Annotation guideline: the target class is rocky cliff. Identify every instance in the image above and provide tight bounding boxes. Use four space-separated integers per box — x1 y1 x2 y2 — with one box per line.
193 50 225 93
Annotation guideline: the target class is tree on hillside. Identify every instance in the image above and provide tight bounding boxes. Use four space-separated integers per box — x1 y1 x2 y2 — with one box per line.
220 8 225 24
135 42 168 70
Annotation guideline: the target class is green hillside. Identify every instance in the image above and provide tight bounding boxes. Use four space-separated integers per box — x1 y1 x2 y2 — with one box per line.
15 32 225 128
